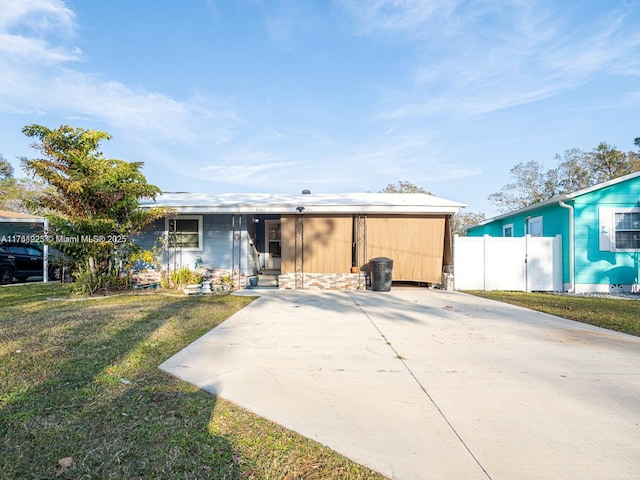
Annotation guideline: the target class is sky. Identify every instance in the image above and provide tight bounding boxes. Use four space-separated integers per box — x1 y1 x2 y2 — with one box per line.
0 0 639 217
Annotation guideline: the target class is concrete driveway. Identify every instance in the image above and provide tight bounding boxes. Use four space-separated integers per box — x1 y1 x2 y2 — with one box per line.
160 288 640 480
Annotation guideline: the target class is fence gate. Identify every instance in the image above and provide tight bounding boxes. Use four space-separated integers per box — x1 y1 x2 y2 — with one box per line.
453 235 562 292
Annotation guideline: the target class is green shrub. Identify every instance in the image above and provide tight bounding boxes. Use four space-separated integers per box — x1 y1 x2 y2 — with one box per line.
166 267 202 290
73 258 130 295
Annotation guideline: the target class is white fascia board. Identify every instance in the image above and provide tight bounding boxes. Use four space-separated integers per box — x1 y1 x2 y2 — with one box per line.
158 205 462 215
565 170 640 199
142 193 465 215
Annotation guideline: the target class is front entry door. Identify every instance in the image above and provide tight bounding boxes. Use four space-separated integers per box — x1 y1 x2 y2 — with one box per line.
265 220 281 269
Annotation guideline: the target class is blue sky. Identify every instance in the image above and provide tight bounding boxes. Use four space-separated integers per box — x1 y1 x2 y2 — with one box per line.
1 0 639 216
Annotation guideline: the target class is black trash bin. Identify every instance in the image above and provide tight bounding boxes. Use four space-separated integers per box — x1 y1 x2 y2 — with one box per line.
370 257 393 292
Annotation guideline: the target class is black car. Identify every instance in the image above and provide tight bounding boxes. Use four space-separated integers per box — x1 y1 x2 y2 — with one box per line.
0 242 65 284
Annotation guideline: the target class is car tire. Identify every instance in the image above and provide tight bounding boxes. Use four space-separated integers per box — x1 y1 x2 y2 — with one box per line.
49 265 63 282
0 265 14 285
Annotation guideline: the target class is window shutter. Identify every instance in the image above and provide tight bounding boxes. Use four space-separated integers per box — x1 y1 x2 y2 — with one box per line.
598 208 612 251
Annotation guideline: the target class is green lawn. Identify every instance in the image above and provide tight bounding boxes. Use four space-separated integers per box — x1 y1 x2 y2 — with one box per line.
0 283 385 479
465 291 640 337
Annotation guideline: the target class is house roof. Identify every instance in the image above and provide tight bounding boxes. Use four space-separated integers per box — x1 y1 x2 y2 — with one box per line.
141 192 465 215
0 210 45 222
469 170 640 229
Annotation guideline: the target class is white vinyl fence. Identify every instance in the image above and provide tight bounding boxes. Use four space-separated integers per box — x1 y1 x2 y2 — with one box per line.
454 235 563 292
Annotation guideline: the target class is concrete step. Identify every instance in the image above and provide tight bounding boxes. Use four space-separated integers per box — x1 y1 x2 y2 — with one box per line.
248 273 279 288
261 269 281 275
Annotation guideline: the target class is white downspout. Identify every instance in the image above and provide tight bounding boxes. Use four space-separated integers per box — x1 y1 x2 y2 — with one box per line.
559 201 574 292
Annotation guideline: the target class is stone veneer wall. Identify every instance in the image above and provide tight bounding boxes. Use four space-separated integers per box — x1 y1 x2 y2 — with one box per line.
278 273 369 290
132 268 249 289
200 268 247 288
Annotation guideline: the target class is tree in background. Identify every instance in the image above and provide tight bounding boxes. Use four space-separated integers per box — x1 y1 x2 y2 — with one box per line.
452 210 486 236
487 160 556 213
21 124 165 294
0 154 14 210
549 148 591 193
586 142 637 185
0 154 45 213
378 180 484 235
0 154 13 181
379 180 433 194
490 139 640 213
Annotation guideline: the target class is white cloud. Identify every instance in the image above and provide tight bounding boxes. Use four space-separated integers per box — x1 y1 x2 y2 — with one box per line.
0 0 240 144
332 0 458 36
188 124 482 191
0 0 79 63
264 12 297 51
259 0 320 52
0 0 75 31
337 1 640 120
201 160 301 184
0 32 80 62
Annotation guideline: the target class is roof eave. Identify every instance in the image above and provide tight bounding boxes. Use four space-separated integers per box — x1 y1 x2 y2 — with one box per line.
147 204 463 215
141 193 465 215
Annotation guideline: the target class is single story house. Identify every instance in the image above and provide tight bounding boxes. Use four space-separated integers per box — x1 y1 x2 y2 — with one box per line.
138 192 464 290
465 171 640 293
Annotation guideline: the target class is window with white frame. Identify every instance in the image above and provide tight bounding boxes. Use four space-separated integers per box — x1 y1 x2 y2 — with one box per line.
503 224 514 237
528 216 543 237
166 216 203 250
614 211 640 249
599 208 640 251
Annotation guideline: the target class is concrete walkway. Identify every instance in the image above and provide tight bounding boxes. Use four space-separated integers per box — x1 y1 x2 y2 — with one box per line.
160 288 640 480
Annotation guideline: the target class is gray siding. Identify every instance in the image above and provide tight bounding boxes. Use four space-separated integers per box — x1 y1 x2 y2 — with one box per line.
135 214 252 274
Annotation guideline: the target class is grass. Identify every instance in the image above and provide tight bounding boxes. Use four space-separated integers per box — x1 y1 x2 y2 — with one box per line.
0 283 386 480
465 291 640 337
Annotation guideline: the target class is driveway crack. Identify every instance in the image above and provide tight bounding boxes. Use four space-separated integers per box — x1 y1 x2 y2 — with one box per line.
349 293 493 480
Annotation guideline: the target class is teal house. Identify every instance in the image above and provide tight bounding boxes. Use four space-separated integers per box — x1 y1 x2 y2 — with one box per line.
466 171 640 293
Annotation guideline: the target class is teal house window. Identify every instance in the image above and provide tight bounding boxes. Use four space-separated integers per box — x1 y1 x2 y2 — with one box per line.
615 212 640 249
